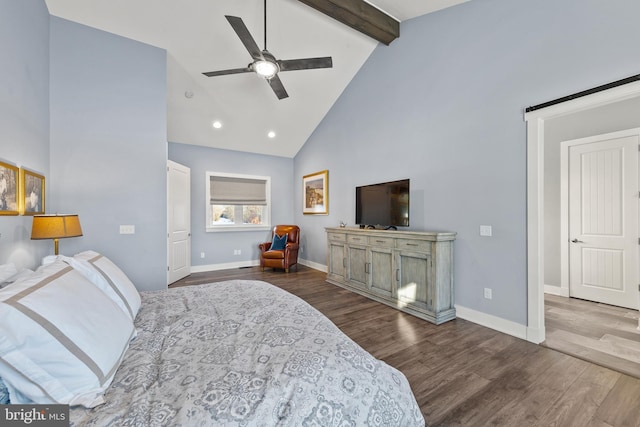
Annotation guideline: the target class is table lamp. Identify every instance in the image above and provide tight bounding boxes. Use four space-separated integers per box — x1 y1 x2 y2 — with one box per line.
31 214 83 255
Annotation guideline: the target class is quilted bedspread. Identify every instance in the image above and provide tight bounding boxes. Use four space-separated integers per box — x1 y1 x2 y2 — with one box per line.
70 280 424 426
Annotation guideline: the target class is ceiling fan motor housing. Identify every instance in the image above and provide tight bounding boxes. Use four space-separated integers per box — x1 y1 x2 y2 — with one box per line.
252 50 280 79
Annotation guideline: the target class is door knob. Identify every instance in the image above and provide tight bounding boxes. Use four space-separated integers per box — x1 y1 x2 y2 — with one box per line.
571 238 584 243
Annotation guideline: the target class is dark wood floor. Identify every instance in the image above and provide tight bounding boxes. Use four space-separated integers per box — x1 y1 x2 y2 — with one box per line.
172 266 640 427
544 294 640 379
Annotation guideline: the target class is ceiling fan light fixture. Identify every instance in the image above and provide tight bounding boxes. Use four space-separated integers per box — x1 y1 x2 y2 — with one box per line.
253 60 279 79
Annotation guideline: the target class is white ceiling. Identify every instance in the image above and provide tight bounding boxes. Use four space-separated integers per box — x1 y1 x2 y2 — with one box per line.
45 0 468 158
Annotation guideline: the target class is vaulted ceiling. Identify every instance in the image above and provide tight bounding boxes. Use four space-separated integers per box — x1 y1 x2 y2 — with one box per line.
45 0 468 157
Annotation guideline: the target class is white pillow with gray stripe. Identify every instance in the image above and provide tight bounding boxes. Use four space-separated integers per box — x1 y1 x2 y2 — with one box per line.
63 250 141 321
0 260 135 408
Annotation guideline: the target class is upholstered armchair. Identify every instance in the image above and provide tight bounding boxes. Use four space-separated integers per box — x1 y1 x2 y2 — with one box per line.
258 225 300 272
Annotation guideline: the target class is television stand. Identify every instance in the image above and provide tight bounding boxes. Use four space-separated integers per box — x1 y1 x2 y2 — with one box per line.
325 227 456 324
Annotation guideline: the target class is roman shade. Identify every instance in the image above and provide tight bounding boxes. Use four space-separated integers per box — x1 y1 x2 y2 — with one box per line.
209 175 267 205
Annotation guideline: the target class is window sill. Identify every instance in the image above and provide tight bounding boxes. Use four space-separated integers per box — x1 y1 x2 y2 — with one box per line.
206 225 271 233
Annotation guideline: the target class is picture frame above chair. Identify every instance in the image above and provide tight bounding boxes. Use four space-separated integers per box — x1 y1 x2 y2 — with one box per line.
303 170 328 215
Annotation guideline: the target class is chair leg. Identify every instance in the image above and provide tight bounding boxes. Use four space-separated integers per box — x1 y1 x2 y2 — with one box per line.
285 268 289 273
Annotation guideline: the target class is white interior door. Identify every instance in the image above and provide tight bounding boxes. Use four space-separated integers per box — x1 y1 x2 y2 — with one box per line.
568 129 639 309
168 160 191 284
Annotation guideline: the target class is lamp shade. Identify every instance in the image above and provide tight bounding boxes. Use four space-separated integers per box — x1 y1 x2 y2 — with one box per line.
31 214 83 240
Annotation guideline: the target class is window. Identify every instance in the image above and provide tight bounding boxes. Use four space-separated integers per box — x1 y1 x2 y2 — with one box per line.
206 172 271 232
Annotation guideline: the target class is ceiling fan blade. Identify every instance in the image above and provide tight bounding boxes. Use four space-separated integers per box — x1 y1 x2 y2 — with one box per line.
278 57 333 72
202 67 252 77
225 15 263 60
267 75 289 100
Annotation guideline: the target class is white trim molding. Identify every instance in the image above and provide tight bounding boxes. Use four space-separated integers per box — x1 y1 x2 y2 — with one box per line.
298 258 328 273
190 258 327 274
544 284 569 298
524 78 640 345
455 304 528 341
191 260 259 273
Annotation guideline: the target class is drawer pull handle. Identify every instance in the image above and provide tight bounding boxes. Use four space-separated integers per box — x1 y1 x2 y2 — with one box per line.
406 243 419 246
375 240 385 243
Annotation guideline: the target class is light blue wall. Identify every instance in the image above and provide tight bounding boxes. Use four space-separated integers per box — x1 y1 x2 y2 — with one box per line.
168 142 294 266
294 0 640 325
0 0 50 269
49 17 168 291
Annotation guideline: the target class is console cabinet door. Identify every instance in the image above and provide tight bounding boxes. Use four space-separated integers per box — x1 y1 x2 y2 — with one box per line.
347 244 368 288
369 247 394 298
395 250 432 312
327 239 346 281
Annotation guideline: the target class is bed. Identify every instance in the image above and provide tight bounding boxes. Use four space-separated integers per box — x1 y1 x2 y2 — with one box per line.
0 252 424 426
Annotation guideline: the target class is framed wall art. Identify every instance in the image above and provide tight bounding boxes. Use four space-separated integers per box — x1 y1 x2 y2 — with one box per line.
0 161 19 215
303 170 328 215
21 169 45 215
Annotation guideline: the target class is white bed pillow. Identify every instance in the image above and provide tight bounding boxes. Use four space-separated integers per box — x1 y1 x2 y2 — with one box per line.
0 269 35 289
0 263 17 282
0 260 135 408
63 250 141 321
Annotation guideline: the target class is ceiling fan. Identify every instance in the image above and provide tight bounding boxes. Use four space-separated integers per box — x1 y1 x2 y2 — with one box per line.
202 0 333 100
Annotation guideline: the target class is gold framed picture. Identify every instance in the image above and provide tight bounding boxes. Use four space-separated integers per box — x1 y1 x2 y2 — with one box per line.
0 161 19 215
21 169 45 215
303 170 328 215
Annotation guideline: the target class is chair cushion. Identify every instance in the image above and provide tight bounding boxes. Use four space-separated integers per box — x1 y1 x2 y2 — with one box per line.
271 233 287 251
262 250 285 260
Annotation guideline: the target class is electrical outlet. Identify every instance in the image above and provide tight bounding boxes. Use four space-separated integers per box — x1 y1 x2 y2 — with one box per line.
480 225 492 237
200 252 205 258
119 225 135 234
484 288 492 300
233 249 241 255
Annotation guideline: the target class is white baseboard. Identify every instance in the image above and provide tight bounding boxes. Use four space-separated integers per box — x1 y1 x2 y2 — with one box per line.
544 284 569 297
455 304 528 341
190 260 259 273
299 258 327 273
190 259 327 274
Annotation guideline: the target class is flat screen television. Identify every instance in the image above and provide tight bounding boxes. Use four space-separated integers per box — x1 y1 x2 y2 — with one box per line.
355 179 409 228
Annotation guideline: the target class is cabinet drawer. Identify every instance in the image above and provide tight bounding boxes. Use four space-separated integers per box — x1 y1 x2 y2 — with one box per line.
328 233 346 242
368 236 394 248
347 234 367 245
396 239 431 253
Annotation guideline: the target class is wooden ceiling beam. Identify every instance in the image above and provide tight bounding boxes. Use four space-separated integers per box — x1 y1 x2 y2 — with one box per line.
295 0 399 45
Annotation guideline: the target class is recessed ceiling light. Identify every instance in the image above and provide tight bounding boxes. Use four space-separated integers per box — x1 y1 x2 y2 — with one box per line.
267 131 276 138
212 121 222 129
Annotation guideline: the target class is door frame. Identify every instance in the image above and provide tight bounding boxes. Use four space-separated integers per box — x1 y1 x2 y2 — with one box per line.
524 80 640 344
560 128 640 301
